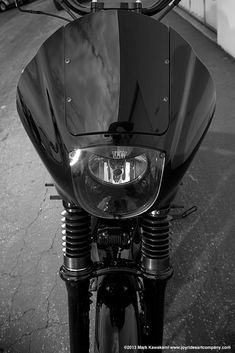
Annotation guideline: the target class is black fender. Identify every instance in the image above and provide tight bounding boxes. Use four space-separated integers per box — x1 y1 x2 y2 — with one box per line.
95 274 141 353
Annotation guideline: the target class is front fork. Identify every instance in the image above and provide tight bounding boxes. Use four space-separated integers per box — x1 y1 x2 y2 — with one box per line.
60 201 92 353
61 276 169 353
60 202 173 353
142 278 168 348
140 207 172 350
65 279 90 353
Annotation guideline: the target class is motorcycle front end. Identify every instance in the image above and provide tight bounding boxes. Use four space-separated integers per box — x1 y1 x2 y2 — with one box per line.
16 0 216 351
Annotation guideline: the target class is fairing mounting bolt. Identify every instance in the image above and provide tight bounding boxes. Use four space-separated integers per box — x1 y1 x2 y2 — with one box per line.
65 59 71 64
67 97 72 103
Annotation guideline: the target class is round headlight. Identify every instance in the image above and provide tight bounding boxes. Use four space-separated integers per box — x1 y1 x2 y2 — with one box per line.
69 146 165 219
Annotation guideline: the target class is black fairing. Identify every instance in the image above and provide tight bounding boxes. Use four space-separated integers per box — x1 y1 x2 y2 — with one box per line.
16 10 216 208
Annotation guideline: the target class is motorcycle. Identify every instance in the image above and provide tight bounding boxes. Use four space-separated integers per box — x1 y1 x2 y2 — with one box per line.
15 0 216 352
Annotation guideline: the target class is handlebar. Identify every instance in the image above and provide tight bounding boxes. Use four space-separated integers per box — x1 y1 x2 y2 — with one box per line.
15 0 182 22
64 0 182 17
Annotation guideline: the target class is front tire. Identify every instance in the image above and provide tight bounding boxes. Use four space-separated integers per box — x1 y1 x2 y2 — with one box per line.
95 274 140 353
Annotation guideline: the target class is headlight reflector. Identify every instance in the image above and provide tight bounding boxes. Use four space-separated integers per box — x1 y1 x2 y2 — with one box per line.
88 153 148 186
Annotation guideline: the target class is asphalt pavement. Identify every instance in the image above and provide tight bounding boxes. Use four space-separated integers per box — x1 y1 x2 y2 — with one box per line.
0 1 235 352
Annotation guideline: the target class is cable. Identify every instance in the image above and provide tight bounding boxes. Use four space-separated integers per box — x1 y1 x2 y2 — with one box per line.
14 0 72 22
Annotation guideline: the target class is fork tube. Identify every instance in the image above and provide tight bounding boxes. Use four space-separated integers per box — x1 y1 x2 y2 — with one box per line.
66 279 90 353
142 278 167 350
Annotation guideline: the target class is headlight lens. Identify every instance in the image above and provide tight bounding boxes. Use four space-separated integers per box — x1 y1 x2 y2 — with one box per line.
88 153 148 186
70 146 165 219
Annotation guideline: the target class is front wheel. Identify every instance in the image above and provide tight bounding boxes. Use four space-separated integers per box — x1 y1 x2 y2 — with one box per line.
95 275 168 353
95 274 141 353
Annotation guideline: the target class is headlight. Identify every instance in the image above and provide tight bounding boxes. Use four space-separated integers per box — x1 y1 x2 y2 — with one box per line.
88 153 148 186
70 146 165 219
